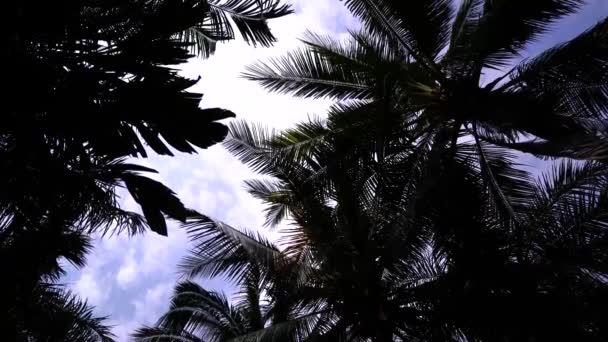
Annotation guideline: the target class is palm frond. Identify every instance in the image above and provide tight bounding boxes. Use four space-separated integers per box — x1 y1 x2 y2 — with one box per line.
300 30 415 99
174 26 219 59
88 208 148 237
302 29 401 69
487 136 608 161
388 238 448 290
242 47 371 99
508 18 608 119
228 309 329 342
444 0 484 75
234 268 265 331
343 0 451 68
532 160 608 218
472 0 585 69
467 133 535 222
173 0 292 57
32 286 115 342
224 120 278 176
225 120 323 186
158 281 246 339
180 214 282 283
207 0 292 46
524 160 608 283
132 327 203 342
244 179 291 228
122 173 187 236
270 117 330 167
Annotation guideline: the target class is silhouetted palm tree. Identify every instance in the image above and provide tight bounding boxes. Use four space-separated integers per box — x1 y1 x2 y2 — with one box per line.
237 4 608 338
244 0 608 161
134 214 327 341
4 217 114 341
3 0 292 337
15 284 115 342
4 0 292 234
220 120 607 341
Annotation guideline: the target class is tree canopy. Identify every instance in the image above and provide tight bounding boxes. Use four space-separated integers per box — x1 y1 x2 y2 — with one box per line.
143 1 607 341
3 0 291 340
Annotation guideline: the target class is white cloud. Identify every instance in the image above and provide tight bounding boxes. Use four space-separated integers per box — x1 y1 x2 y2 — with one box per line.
112 281 175 341
74 270 110 307
132 281 175 323
116 248 138 289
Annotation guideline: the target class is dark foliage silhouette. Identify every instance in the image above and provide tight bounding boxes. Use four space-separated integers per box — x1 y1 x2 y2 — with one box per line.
5 0 291 234
141 1 607 341
244 0 608 161
134 214 317 341
3 217 115 341
223 119 607 341
3 0 291 340
141 117 608 341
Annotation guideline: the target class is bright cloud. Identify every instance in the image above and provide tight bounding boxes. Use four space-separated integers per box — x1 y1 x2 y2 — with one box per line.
116 248 138 289
74 269 111 307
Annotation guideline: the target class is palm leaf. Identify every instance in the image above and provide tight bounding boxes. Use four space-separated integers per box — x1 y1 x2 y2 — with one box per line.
444 0 485 75
132 327 203 342
158 281 246 339
243 179 292 228
227 309 329 342
180 213 283 283
224 120 278 176
175 0 292 57
472 0 585 69
225 121 322 184
242 47 371 99
508 18 608 119
207 0 292 46
31 286 115 342
467 133 535 222
342 0 450 72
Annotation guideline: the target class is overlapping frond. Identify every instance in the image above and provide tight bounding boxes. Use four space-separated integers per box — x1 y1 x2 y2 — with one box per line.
509 18 608 119
132 327 203 342
244 179 292 228
160 0 292 57
180 214 282 283
158 281 246 339
343 0 451 65
470 0 585 69
23 285 115 342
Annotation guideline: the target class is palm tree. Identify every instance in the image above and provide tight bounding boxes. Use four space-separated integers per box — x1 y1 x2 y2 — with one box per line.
244 0 608 161
15 284 115 342
4 0 292 234
220 120 607 341
7 0 292 157
3 217 115 341
237 5 608 338
4 0 292 338
133 214 326 342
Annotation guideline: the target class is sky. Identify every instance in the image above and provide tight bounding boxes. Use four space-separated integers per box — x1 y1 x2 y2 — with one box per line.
62 1 607 340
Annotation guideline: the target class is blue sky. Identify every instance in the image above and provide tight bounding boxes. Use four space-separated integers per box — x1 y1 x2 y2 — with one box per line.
62 1 607 340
